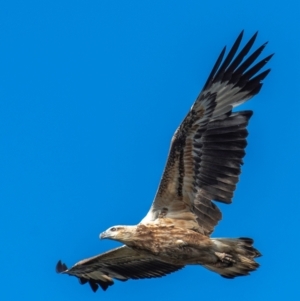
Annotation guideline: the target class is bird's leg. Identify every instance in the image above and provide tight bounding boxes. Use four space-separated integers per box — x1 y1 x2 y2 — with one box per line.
215 252 236 263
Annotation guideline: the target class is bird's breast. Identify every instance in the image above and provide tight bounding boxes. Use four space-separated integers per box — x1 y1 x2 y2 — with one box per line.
131 224 212 261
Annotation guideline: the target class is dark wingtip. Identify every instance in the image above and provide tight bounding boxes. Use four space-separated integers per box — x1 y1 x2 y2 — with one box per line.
88 280 113 292
89 281 99 292
79 278 89 285
98 281 111 291
56 260 68 273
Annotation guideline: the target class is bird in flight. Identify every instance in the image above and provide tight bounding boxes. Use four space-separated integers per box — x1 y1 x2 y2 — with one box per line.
56 31 273 293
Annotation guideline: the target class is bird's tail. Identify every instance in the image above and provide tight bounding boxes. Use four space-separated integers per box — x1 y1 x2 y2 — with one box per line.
204 237 261 278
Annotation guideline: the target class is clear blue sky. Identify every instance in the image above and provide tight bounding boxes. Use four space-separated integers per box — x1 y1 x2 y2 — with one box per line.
1 1 299 300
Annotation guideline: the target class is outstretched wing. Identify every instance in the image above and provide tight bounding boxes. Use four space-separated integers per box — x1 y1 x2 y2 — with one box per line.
56 246 183 292
141 31 273 235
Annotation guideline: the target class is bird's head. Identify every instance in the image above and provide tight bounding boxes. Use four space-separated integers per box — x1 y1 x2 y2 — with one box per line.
100 225 136 244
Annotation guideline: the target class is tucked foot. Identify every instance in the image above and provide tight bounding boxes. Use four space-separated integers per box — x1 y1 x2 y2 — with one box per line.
215 252 236 264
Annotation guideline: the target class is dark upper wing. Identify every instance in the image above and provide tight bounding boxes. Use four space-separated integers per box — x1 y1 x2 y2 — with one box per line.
141 31 273 235
56 246 183 292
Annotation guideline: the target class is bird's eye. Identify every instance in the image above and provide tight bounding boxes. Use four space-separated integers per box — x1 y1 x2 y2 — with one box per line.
111 227 116 231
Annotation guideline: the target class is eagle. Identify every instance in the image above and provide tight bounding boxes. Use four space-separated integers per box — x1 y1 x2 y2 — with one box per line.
56 31 273 293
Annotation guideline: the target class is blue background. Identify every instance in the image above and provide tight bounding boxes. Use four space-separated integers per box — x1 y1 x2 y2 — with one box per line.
1 1 299 300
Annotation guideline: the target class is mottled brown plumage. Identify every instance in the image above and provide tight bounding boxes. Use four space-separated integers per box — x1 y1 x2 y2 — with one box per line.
56 31 272 293
114 224 214 263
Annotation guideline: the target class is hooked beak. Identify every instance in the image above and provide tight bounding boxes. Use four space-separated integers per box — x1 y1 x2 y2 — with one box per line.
100 231 107 239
